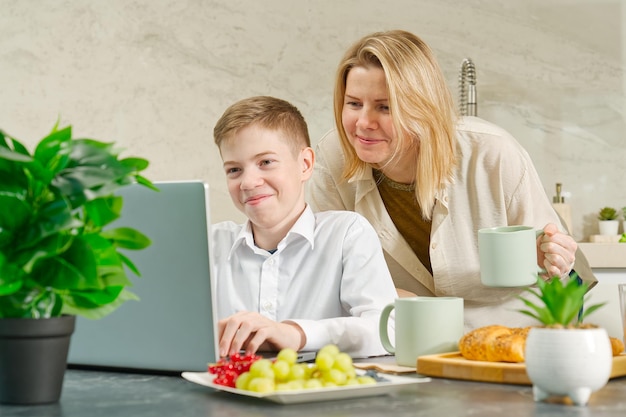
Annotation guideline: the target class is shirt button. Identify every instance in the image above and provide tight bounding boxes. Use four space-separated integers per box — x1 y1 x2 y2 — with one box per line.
431 242 437 250
268 258 275 265
263 301 273 311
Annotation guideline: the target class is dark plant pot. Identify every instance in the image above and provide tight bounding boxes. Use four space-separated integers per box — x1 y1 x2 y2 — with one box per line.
0 315 75 405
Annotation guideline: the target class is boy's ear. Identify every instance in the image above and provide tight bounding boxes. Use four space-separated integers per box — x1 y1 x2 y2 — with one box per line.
300 147 315 180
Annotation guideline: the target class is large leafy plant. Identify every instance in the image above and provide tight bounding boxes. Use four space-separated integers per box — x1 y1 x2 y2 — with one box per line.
518 275 605 327
0 123 156 319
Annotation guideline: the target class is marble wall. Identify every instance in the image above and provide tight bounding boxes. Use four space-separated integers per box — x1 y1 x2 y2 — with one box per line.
1 0 624 241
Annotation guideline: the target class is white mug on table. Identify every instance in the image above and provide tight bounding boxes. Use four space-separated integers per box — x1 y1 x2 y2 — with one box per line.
379 297 464 367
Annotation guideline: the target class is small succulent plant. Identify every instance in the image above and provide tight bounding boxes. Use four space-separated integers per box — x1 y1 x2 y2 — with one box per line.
517 275 605 328
622 206 626 219
598 207 618 221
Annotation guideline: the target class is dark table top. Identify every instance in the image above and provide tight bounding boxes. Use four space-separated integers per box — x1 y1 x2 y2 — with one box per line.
2 368 626 417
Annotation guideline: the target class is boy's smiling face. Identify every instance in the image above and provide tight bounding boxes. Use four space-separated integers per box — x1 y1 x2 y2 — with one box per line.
220 124 314 241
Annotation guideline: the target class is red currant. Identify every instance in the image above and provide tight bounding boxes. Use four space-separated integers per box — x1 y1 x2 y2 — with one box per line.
208 352 264 387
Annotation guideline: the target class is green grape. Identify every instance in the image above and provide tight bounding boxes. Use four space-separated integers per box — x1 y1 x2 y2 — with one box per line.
247 377 275 393
236 345 376 393
287 363 307 381
304 379 323 389
249 359 274 379
304 364 317 379
276 348 298 365
315 352 334 371
286 380 305 390
323 369 347 385
249 358 272 374
318 344 340 358
332 352 353 373
275 382 292 391
235 371 252 390
344 378 359 386
357 375 377 385
261 368 275 380
272 359 290 382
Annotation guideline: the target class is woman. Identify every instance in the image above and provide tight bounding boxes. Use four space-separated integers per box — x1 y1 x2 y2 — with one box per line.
307 30 595 329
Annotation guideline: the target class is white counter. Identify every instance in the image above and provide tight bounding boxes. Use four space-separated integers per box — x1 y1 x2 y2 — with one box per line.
586 271 625 342
579 242 626 342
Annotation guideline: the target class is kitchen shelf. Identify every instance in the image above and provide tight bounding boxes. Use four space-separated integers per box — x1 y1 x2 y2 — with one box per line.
578 242 626 269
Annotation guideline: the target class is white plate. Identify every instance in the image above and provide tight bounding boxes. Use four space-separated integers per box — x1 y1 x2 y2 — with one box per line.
181 370 430 404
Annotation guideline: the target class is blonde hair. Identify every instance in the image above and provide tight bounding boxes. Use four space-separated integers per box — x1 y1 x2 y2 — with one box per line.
333 30 458 220
214 96 310 155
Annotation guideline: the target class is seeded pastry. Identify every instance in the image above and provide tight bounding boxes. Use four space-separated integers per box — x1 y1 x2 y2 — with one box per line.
458 325 528 363
460 325 623 362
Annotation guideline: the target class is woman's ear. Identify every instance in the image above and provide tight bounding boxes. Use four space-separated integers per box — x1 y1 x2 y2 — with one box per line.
300 147 315 180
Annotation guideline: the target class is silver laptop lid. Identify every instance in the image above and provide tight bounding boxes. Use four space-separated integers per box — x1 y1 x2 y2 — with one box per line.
67 180 218 373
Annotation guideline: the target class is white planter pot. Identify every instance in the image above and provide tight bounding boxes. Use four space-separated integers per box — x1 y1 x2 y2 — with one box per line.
525 327 612 406
598 220 619 236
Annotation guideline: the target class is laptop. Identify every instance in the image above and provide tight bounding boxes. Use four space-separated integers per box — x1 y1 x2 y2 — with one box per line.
67 180 218 374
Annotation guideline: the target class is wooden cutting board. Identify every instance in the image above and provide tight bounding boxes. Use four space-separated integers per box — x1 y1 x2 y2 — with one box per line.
416 352 626 385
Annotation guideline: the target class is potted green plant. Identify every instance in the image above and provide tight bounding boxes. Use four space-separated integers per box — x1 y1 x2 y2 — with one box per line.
0 123 155 404
518 276 612 406
597 206 619 236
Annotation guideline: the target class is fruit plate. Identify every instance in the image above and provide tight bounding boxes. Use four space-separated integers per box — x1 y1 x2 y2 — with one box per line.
181 371 430 404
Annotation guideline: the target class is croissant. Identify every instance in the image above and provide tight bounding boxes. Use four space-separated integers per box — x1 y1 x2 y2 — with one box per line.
610 336 625 356
459 325 528 363
459 325 624 363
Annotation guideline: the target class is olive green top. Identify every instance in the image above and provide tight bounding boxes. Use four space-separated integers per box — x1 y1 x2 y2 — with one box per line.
373 169 433 275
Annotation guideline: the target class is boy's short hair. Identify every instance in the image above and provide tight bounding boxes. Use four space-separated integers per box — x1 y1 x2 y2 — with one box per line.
213 96 311 155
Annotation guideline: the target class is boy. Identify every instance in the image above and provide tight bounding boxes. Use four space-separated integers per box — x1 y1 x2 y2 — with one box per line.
212 96 396 358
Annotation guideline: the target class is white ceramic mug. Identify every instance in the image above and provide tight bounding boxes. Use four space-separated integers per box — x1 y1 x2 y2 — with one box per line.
379 297 464 367
478 225 545 287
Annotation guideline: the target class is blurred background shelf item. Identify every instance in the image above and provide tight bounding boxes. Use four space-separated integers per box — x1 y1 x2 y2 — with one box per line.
579 242 626 344
579 242 626 268
588 235 622 244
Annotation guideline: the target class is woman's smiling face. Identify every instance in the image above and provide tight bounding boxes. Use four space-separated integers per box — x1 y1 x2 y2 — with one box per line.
341 66 396 168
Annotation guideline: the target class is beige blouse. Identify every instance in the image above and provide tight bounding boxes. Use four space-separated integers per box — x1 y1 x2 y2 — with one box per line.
307 117 595 330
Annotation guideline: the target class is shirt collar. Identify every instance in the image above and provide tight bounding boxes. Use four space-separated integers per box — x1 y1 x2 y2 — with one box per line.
227 221 255 260
226 205 316 259
348 166 378 206
283 204 315 250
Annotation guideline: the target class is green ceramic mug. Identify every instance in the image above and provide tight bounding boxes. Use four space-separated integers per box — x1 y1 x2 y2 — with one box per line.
379 297 464 367
478 225 545 287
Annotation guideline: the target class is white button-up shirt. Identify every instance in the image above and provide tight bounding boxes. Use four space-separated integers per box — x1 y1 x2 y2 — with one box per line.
212 205 397 358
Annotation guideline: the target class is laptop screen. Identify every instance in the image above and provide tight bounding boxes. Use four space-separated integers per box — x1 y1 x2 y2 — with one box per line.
67 180 218 374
